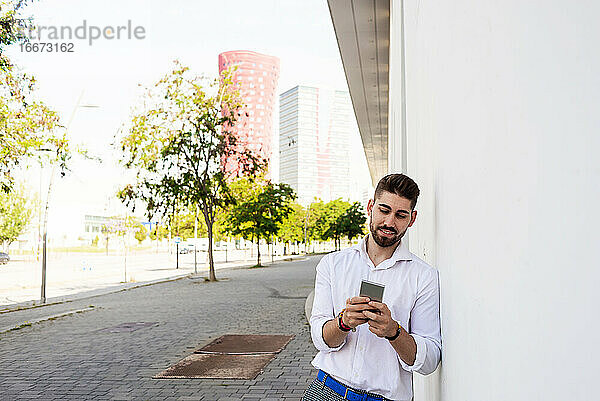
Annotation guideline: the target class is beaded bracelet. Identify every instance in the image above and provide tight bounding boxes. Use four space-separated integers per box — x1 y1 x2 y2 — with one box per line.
337 309 352 332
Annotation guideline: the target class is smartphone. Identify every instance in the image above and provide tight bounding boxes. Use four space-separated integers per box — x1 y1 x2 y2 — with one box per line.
359 280 385 303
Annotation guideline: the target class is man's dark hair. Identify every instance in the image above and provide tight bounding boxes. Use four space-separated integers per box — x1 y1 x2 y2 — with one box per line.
374 174 420 210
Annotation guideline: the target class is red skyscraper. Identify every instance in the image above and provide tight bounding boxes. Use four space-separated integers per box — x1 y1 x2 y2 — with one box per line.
218 50 280 176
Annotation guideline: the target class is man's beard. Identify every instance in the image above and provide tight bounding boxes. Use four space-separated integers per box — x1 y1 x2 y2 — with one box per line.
369 215 406 248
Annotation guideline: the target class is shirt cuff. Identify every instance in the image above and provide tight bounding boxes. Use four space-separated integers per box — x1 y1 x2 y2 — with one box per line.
311 318 347 352
398 333 427 372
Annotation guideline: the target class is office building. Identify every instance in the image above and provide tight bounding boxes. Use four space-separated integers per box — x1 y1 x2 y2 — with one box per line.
218 50 279 176
280 85 365 205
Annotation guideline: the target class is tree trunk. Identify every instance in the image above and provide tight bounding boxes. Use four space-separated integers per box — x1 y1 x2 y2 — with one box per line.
168 223 172 254
202 206 217 281
206 219 217 281
256 236 261 267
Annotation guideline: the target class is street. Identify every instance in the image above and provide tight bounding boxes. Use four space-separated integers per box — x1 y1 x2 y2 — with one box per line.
0 255 322 400
0 247 290 307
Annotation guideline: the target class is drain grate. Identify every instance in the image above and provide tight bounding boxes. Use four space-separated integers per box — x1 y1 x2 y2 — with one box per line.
195 334 294 354
97 322 157 333
155 334 294 380
153 353 276 379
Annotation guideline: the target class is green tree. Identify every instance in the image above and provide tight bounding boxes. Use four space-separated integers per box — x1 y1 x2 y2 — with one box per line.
149 224 169 241
169 206 228 242
171 209 208 240
134 222 148 244
1 0 72 193
117 62 265 281
338 202 366 243
212 206 230 242
225 177 295 266
0 184 34 249
277 201 305 254
309 200 367 251
315 199 351 250
304 200 323 246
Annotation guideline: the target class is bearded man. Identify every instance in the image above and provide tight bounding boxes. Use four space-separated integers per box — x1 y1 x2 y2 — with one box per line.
302 173 441 401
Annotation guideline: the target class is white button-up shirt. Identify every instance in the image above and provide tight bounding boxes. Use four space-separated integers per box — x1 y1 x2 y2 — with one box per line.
309 236 441 401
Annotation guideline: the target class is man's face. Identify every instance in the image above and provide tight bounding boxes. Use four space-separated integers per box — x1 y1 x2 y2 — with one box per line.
367 191 417 248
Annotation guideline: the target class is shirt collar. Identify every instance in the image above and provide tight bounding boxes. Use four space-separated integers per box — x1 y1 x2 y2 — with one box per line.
352 235 413 266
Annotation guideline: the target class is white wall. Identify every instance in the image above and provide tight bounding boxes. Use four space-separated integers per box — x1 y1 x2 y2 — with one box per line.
390 1 600 400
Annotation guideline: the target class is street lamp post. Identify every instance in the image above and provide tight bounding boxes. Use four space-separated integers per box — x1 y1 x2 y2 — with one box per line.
40 91 98 304
40 159 58 304
40 232 47 302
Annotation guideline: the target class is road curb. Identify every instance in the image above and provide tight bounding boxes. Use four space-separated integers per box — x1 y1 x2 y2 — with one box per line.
0 272 196 315
0 306 96 335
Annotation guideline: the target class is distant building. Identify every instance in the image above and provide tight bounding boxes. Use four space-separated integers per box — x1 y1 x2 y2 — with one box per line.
218 50 280 177
280 85 364 205
84 215 109 239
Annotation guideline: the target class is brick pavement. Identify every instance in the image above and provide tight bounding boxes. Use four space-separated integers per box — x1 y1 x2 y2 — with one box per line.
0 255 324 400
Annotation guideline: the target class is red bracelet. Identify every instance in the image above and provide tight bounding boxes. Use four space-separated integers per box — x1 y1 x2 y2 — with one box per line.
337 309 352 332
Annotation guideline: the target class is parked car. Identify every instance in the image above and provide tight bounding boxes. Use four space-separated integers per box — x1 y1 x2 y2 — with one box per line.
0 252 9 265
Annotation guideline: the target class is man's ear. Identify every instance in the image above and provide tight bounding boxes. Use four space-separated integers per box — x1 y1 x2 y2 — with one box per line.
408 210 417 227
366 198 374 215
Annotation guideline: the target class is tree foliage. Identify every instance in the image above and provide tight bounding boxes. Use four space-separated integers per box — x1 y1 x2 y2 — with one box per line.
225 177 295 266
149 224 169 241
277 201 306 245
118 61 265 280
338 201 367 241
1 0 72 193
314 199 366 250
0 183 34 249
133 222 147 244
1 0 32 50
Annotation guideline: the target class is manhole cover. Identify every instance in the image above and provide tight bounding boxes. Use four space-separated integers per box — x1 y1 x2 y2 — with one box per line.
196 334 294 354
97 322 157 333
154 353 275 380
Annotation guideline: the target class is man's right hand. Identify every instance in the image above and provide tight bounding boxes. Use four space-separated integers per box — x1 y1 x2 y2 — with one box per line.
343 296 374 329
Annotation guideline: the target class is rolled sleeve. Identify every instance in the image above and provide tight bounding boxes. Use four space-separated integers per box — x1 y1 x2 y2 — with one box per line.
399 268 442 375
311 318 347 352
309 255 347 352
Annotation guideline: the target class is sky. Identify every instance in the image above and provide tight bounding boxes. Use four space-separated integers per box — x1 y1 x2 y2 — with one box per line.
6 0 372 243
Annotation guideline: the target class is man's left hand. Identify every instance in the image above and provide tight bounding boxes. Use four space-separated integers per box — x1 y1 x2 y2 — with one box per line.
363 301 398 338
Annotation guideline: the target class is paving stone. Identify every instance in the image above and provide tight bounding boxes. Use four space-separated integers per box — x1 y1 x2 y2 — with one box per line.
0 256 322 399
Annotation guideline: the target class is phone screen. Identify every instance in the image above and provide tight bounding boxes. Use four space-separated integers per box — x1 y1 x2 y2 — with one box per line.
359 280 385 303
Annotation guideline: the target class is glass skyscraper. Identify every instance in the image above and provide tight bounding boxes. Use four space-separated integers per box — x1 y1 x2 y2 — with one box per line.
279 85 361 205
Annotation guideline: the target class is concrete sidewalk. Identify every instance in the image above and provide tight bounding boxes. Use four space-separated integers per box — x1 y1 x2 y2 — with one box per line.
0 255 323 400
